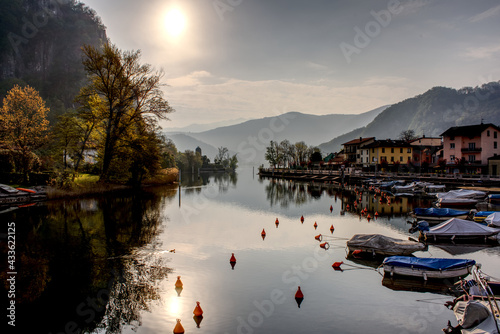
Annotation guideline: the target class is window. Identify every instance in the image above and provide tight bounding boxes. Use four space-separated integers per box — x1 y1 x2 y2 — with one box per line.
450 136 455 140
391 148 394 153
400 156 404 162
360 157 363 163
366 150 369 155
469 143 475 150
372 148 374 153
372 157 376 162
487 130 490 137
407 148 411 153
450 155 455 161
400 148 403 153
450 143 455 149
469 155 475 162
391 157 394 162
495 142 498 149
495 132 498 139
382 148 385 153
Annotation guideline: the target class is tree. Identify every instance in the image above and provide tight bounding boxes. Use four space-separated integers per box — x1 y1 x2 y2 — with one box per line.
0 85 49 182
78 43 174 181
265 141 279 167
215 147 229 166
399 130 417 142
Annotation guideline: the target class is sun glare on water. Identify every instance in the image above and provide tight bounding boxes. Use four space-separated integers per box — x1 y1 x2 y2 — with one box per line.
164 8 186 38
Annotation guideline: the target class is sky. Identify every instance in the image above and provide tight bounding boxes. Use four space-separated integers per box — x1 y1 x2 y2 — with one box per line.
81 0 500 129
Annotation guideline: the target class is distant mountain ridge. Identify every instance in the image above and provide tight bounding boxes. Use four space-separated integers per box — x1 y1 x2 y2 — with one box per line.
165 106 388 164
318 82 500 153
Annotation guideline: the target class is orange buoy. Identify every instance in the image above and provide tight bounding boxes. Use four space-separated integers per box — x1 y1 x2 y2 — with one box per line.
332 261 343 269
330 225 334 233
352 249 362 255
367 214 371 221
173 319 185 334
320 242 330 249
346 204 350 210
375 212 379 217
175 276 183 288
313 222 318 229
300 215 304 223
275 218 279 225
16 187 36 194
295 286 304 299
193 301 203 316
261 229 266 237
230 253 236 263
315 234 322 241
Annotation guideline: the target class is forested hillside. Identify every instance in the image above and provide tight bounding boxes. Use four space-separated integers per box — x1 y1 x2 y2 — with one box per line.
0 0 106 123
319 82 500 153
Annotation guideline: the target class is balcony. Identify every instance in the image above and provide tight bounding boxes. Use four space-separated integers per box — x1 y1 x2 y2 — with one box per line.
461 147 482 153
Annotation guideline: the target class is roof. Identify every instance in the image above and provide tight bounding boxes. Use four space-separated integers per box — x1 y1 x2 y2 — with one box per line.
363 139 412 148
342 137 375 146
440 123 500 138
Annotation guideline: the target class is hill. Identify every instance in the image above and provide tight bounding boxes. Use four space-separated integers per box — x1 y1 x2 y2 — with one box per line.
166 133 220 161
0 0 107 123
318 82 500 153
169 106 387 165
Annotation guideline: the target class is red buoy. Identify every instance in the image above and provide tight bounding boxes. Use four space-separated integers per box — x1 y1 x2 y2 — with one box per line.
175 276 183 288
352 249 362 255
332 261 343 269
300 215 304 223
230 253 236 263
330 205 333 212
320 242 330 249
173 319 185 334
330 225 334 233
313 222 318 229
193 301 203 316
315 234 322 241
275 218 279 225
295 286 304 299
261 229 266 237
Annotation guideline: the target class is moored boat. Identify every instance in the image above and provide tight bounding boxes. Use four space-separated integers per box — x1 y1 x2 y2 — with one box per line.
346 234 426 257
382 256 476 280
488 194 500 205
412 207 470 223
419 218 500 243
485 212 500 228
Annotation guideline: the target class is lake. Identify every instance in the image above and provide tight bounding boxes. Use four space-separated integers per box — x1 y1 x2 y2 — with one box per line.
2 167 500 334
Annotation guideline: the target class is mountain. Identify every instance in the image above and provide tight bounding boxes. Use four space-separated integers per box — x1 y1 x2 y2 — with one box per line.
169 106 387 165
0 0 107 123
166 133 220 161
164 118 249 133
318 82 500 153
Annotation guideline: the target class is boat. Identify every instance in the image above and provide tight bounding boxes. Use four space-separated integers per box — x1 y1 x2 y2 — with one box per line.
437 197 480 208
0 184 46 206
346 234 426 257
473 211 497 222
412 207 470 223
419 218 500 243
382 256 476 280
444 267 500 334
485 212 500 228
436 189 488 200
489 194 500 205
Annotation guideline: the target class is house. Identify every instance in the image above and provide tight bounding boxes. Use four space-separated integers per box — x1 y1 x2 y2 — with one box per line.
409 136 443 167
488 155 500 176
341 137 375 165
441 123 500 173
362 139 413 167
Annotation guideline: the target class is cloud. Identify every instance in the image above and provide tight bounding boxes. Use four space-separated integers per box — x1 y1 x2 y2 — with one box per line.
162 74 419 128
167 71 213 87
468 4 500 23
463 44 500 60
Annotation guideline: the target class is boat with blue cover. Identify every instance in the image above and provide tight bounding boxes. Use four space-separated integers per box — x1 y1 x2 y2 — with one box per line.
382 256 476 280
412 207 470 223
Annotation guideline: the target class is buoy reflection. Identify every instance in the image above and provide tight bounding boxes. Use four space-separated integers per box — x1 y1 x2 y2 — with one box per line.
193 315 203 328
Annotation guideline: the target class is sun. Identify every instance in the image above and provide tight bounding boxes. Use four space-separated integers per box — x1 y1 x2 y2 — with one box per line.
164 8 186 38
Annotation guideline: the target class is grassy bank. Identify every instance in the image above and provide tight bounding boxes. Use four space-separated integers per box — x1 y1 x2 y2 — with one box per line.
47 168 179 200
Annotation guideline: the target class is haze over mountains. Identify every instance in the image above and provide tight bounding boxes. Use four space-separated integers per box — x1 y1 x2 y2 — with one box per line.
167 82 500 166
165 106 387 164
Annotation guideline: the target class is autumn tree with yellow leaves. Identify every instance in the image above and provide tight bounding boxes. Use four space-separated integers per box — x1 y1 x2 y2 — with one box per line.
0 85 49 182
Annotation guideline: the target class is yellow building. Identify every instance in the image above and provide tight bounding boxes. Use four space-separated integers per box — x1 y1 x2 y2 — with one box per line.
362 140 413 166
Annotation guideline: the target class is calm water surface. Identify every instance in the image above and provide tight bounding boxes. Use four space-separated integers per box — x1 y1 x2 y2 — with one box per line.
2 167 500 334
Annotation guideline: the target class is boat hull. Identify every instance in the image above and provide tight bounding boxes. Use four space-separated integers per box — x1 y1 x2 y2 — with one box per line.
383 263 473 280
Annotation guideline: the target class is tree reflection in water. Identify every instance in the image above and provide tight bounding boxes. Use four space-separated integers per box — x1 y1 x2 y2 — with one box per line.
0 186 177 333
